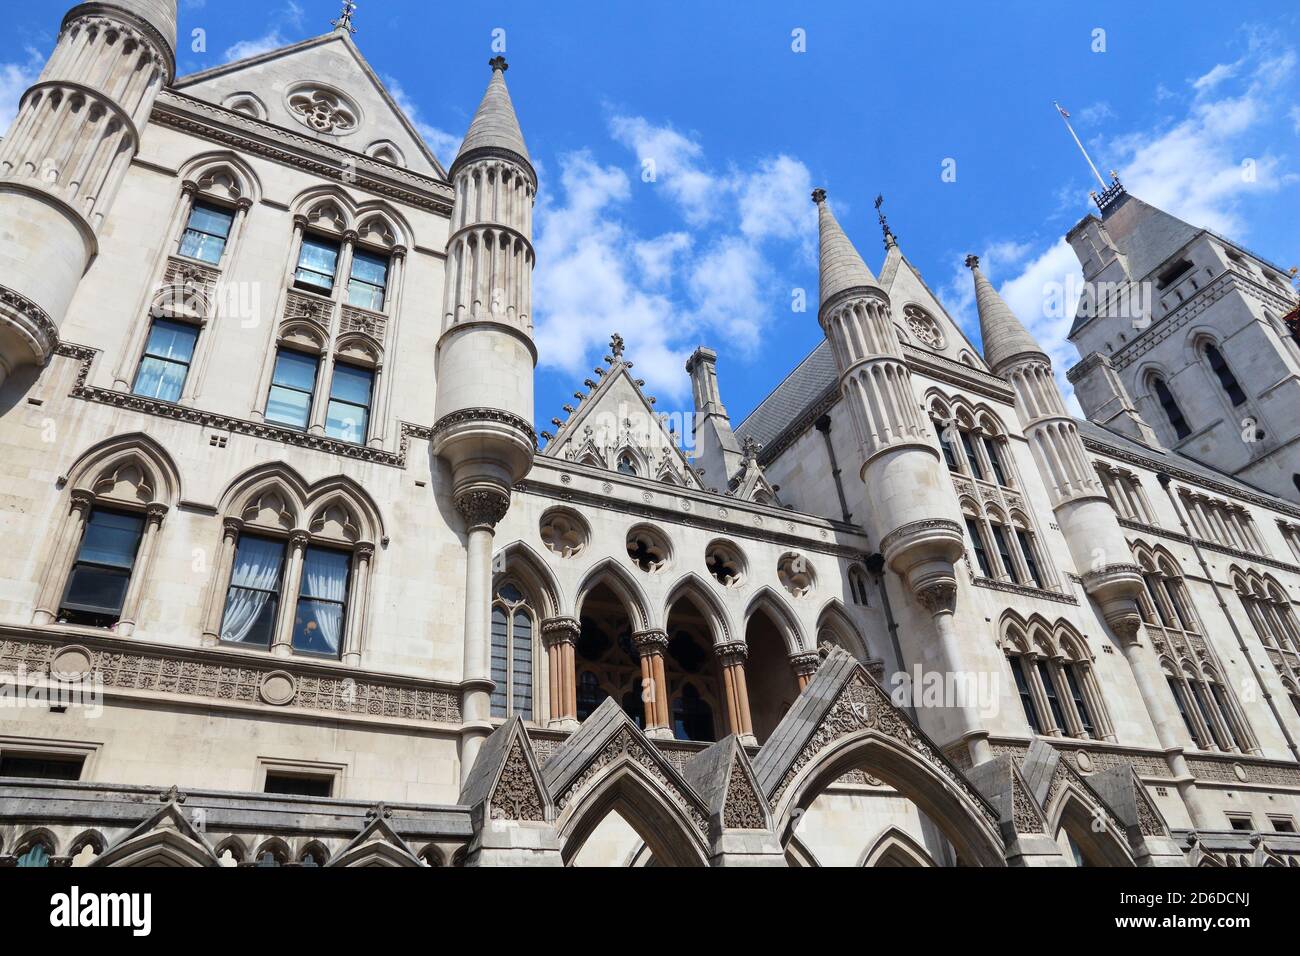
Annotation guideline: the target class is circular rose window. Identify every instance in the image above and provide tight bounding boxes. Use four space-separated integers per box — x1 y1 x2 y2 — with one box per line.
539 508 589 558
903 304 944 350
286 83 361 135
777 552 816 598
626 525 671 574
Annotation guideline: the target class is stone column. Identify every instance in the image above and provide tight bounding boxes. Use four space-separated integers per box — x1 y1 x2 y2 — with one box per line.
201 517 243 645
114 503 167 636
456 489 510 787
271 531 310 658
717 640 755 745
633 629 672 738
541 616 579 730
368 245 406 449
789 651 821 691
340 542 374 666
33 489 95 624
917 580 993 766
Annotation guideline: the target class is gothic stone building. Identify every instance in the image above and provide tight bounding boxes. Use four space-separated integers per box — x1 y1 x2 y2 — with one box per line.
1 1 1300 868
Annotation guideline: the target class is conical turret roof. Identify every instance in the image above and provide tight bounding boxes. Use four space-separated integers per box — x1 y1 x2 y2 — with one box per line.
966 255 1046 370
812 189 881 312
452 56 531 175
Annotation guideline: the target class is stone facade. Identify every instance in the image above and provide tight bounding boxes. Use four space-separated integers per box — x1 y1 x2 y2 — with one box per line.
1 2 1299 868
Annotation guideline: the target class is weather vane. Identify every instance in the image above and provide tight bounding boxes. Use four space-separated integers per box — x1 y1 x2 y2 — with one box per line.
333 1 358 34
874 194 897 250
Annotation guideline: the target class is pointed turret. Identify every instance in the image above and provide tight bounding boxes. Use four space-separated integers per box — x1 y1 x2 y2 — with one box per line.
965 255 1045 372
450 56 533 179
813 189 880 312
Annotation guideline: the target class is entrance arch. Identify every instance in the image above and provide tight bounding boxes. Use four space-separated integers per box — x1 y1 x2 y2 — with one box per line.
1047 783 1136 867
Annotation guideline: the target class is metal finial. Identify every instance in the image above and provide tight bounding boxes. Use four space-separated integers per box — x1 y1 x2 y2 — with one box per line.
964 254 980 270
332 1 358 33
875 193 897 250
489 55 509 73
811 187 827 205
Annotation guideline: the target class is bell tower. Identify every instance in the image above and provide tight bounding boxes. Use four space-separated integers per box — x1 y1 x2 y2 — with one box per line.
0 1 177 389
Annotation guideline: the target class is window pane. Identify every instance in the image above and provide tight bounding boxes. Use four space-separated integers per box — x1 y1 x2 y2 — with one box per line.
292 599 344 656
297 236 340 276
300 548 350 599
266 386 312 430
350 249 389 287
271 350 319 392
62 565 131 614
330 363 374 406
294 547 348 657
325 401 368 443
346 279 385 311
513 610 533 720
188 202 234 238
133 356 188 402
78 510 145 568
490 606 509 717
179 231 226 263
144 319 199 363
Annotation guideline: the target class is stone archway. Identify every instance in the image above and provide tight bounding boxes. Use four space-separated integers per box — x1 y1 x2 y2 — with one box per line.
1047 782 1136 867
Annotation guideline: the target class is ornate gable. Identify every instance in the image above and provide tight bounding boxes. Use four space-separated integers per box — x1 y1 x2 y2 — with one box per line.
879 245 988 368
460 716 552 824
541 334 702 489
327 803 423 867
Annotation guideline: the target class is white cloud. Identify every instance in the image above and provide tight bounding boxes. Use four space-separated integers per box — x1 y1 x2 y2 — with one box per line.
0 49 44 134
223 33 284 61
1193 61 1238 92
1077 101 1115 125
1291 105 1300 133
608 114 717 225
384 76 462 166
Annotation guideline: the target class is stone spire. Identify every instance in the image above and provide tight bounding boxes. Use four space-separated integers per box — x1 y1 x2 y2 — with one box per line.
965 254 1045 373
451 56 532 178
812 189 879 312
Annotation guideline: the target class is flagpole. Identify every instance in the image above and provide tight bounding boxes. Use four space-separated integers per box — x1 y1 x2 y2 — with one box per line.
1054 101 1107 189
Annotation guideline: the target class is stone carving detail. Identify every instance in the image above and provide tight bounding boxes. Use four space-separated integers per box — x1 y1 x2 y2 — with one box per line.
556 726 708 838
0 283 59 357
287 85 360 135
1044 760 1124 835
1186 757 1300 787
915 580 958 614
284 290 333 328
723 761 766 830
1012 772 1045 834
769 672 999 829
431 407 539 449
1135 785 1165 837
0 638 460 722
490 738 545 822
455 489 511 529
903 304 944 350
341 305 387 340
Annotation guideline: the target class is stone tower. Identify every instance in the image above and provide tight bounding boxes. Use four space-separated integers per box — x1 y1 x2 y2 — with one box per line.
812 190 989 763
0 0 177 389
432 56 537 782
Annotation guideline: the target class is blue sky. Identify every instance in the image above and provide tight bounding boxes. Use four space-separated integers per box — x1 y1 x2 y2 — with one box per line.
4 0 1298 430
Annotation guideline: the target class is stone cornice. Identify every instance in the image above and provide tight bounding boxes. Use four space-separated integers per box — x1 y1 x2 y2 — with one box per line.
972 575 1079 605
150 91 454 215
1116 517 1300 577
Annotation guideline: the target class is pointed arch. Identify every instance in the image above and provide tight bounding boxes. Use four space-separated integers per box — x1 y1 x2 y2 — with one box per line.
858 825 939 867
493 539 562 620
178 150 263 205
212 835 248 865
1046 782 1136 867
219 462 310 531
252 836 291 866
744 586 806 653
816 599 868 661
664 571 734 645
65 432 182 508
575 557 653 631
557 759 710 867
304 475 385 545
354 199 413 250
290 184 358 234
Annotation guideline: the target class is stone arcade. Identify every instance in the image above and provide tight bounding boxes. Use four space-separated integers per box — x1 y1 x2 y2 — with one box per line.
2 1 1300 867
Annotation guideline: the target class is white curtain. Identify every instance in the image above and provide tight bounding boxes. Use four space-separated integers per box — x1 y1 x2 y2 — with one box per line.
302 548 348 655
220 537 284 644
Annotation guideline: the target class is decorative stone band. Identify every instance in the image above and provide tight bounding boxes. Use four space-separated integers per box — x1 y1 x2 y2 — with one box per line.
1079 563 1145 640
61 4 177 77
430 406 538 451
817 283 890 325
631 629 669 654
877 518 963 561
715 640 748 666
454 487 511 531
539 616 580 646
449 145 538 190
0 283 59 365
0 633 461 724
788 652 821 679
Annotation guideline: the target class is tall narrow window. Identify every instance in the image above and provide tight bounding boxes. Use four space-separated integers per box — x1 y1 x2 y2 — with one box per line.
1167 676 1205 748
966 518 993 577
58 509 145 627
132 318 199 403
1064 665 1094 736
1153 377 1191 440
1016 529 1043 587
324 363 374 443
490 584 534 720
959 430 985 480
1009 655 1042 734
265 349 319 431
347 249 389 310
1209 683 1242 751
671 683 714 742
1189 681 1228 750
220 534 286 647
179 201 234 264
933 418 959 470
990 523 1016 581
1035 660 1068 732
983 436 1009 486
294 235 341 294
1203 343 1247 406
293 547 350 657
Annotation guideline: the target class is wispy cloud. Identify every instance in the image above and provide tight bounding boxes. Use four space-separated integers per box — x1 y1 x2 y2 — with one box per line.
384 76 461 167
0 47 43 134
222 2 306 62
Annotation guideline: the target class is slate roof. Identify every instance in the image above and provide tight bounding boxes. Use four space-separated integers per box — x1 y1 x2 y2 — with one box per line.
734 339 837 450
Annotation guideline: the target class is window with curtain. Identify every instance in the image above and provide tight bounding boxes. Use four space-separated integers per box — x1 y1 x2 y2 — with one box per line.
347 248 390 310
266 349 319 431
324 362 374 443
220 533 286 647
489 583 534 720
179 201 235 264
293 546 350 657
1202 342 1247 406
58 508 145 627
965 517 993 577
295 234 341 293
132 318 199 403
1152 376 1191 440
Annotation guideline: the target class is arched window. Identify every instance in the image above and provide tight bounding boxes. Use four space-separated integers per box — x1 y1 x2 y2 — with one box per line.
848 565 871 606
671 682 715 742
1202 342 1247 406
1163 661 1250 753
1152 376 1191 440
1007 652 1042 735
616 452 638 476
964 515 993 577
1002 618 1111 740
932 416 960 471
490 582 535 720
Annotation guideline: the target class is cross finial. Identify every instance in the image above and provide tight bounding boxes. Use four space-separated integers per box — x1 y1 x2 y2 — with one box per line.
964 254 980 270
609 332 625 359
332 1 357 33
811 187 826 205
489 55 509 73
875 193 897 250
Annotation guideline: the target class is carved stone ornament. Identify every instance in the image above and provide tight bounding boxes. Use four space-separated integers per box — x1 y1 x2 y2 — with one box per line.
455 489 510 530
915 580 958 615
490 737 546 822
1012 771 1045 833
722 761 766 830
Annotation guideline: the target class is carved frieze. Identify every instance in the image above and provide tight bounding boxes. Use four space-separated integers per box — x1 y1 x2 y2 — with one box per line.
490 738 545 822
